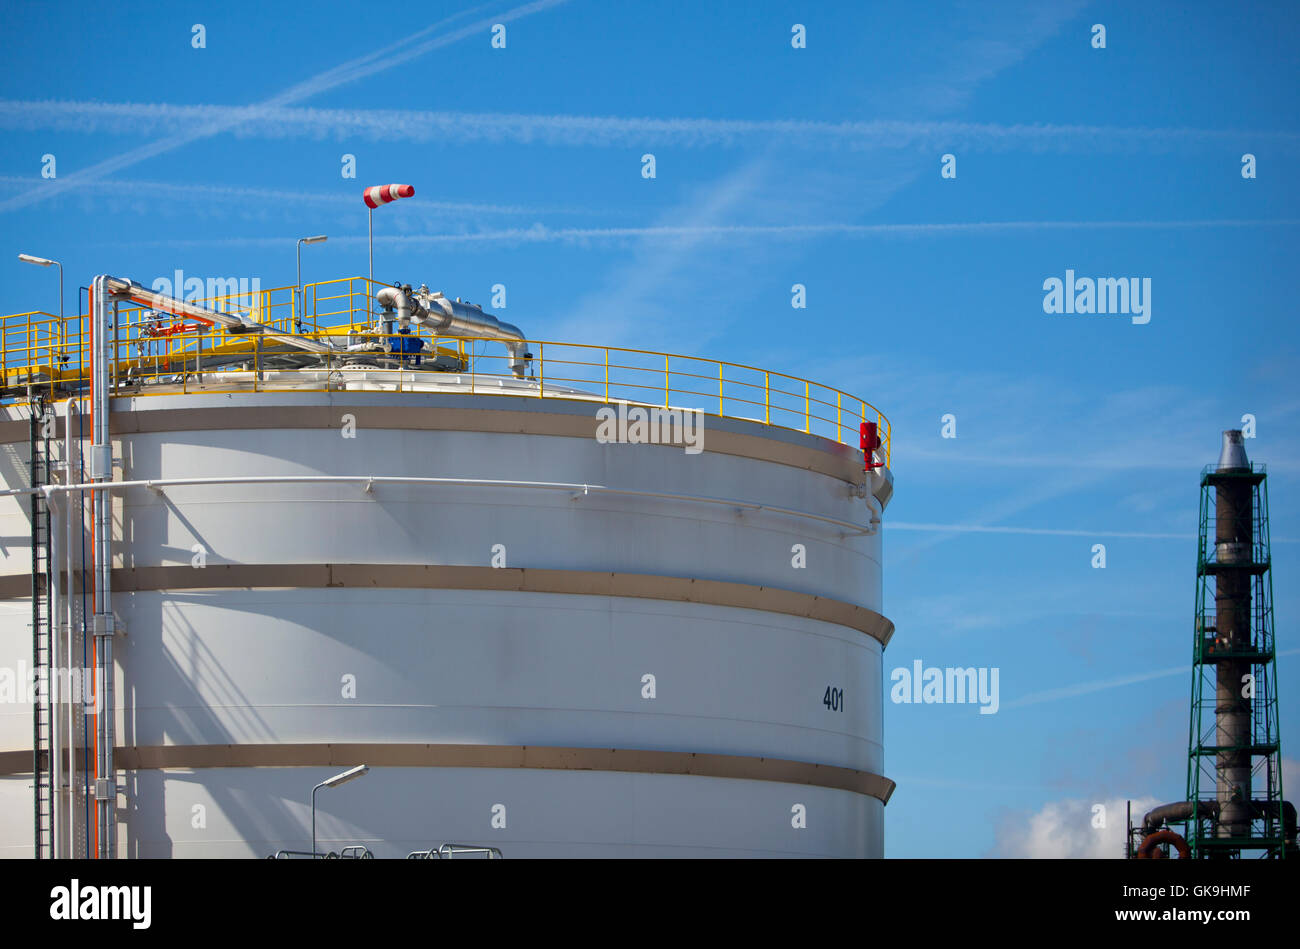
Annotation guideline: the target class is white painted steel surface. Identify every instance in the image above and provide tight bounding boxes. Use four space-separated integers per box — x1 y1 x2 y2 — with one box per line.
0 388 890 857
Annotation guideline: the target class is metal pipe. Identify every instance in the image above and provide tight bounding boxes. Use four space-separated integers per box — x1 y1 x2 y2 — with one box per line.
1137 828 1190 859
100 276 335 356
82 266 357 853
45 487 60 858
376 285 532 378
4 474 879 537
90 276 113 858
1142 800 1205 834
63 398 77 858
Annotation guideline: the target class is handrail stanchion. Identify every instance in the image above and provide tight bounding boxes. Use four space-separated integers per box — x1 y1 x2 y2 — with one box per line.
718 362 723 417
765 372 770 425
804 380 810 433
604 348 609 403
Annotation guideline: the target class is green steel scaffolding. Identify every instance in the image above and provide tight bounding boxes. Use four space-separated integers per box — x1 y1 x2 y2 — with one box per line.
1184 462 1289 858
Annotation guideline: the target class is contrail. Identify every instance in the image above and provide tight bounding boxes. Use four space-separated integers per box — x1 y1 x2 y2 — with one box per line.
0 174 583 217
1003 648 1300 710
4 99 1298 153
888 522 1193 540
0 0 571 213
106 217 1300 249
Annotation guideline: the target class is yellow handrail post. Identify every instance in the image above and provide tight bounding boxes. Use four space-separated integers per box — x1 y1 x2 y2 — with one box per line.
718 362 723 417
604 348 609 403
538 341 544 397
837 391 842 443
764 372 770 425
804 380 810 433
879 411 887 467
663 353 670 407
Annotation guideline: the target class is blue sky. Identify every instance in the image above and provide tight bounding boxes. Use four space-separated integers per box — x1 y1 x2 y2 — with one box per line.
2 0 1298 857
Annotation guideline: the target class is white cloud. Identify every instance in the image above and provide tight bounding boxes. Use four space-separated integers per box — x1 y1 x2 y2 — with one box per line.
993 796 1160 858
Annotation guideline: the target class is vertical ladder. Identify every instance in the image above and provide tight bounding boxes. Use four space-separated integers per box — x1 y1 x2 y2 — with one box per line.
29 400 54 859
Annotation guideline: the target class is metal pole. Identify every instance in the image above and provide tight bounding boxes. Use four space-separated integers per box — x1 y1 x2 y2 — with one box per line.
64 399 77 858
367 209 373 311
311 783 319 856
47 489 59 859
296 240 303 331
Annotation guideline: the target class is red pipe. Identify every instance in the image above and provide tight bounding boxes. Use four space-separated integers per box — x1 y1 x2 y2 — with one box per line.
1137 829 1190 859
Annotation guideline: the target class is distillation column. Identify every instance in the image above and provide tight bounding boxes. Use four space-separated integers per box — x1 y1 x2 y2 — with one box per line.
1213 430 1252 839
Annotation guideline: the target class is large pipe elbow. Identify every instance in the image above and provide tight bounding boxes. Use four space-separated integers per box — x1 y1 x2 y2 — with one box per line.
375 285 413 327
1141 801 1204 835
1137 829 1190 859
374 285 533 378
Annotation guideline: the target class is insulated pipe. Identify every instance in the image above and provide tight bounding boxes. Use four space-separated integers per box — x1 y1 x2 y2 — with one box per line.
1141 799 1295 844
422 293 531 379
1142 800 1206 835
374 285 413 328
375 285 532 378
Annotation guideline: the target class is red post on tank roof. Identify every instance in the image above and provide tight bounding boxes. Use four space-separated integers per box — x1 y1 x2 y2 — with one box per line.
860 421 883 471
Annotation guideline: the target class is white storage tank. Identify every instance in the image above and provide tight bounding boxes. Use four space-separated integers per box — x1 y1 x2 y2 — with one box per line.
0 277 894 858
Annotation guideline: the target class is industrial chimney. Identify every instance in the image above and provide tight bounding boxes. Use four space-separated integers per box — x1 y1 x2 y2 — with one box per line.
1131 428 1296 859
1212 430 1252 840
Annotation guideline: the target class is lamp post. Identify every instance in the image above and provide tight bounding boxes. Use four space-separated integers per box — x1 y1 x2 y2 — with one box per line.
295 235 327 332
311 764 369 857
18 253 63 319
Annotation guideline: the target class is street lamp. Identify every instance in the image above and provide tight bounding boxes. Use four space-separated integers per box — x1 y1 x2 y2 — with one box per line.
295 235 327 332
311 764 368 857
18 253 63 319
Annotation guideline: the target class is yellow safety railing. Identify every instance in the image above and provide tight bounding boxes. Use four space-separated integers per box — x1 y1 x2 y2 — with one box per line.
1 277 891 464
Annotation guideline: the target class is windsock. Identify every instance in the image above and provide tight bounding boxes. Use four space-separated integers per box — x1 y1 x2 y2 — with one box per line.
363 183 415 208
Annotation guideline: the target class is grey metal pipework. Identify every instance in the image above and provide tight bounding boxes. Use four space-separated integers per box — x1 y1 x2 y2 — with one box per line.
101 276 335 356
90 275 116 858
374 285 414 328
376 285 532 378
1142 799 1297 843
1142 801 1206 834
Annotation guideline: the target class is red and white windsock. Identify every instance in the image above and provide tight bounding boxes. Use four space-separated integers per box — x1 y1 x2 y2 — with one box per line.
363 183 415 209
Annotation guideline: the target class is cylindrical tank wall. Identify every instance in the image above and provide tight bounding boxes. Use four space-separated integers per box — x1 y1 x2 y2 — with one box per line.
0 391 892 857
